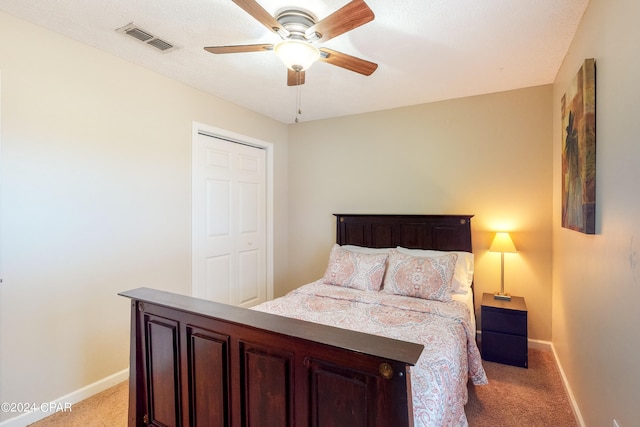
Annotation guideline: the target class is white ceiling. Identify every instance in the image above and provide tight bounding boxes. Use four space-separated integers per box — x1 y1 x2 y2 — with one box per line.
0 0 588 124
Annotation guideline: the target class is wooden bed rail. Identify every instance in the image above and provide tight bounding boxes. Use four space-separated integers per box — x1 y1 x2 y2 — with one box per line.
120 287 423 427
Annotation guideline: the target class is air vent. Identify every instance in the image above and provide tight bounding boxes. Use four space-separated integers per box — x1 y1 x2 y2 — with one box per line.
124 27 153 42
116 23 179 53
147 38 174 51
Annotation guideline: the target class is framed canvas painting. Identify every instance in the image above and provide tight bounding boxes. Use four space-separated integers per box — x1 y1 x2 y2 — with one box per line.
561 58 596 234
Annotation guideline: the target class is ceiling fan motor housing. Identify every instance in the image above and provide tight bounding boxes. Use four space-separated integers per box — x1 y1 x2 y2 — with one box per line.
276 9 320 41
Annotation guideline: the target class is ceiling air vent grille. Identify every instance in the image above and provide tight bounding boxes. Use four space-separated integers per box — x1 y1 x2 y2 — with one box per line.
147 38 174 52
116 23 179 53
124 27 153 42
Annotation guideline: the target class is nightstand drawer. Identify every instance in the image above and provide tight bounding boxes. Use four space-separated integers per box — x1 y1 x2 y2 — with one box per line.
482 308 527 336
482 330 528 368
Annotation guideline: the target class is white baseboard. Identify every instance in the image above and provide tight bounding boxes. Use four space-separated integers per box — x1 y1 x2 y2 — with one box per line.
528 337 552 350
0 369 129 427
550 343 586 427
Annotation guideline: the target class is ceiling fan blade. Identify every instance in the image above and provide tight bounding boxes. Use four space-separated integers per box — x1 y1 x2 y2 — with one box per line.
204 44 273 54
232 0 287 36
319 48 378 76
306 0 374 43
287 69 306 86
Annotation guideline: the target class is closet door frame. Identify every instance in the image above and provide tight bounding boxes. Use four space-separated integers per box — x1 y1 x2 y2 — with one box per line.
191 122 274 304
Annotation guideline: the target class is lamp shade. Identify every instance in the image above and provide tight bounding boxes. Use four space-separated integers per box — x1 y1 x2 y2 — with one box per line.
489 232 517 253
274 39 320 72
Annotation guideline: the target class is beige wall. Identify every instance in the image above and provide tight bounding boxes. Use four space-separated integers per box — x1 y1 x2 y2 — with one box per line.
552 0 640 425
9 0 640 424
287 85 553 340
0 11 288 423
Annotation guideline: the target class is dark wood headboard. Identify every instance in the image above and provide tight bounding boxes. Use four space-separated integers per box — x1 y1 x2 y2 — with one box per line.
335 214 473 252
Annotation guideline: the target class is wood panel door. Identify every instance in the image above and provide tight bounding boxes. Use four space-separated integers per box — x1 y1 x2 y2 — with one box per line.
194 133 267 307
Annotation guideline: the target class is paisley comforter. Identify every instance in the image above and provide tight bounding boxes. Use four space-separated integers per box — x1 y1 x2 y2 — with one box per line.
252 280 488 427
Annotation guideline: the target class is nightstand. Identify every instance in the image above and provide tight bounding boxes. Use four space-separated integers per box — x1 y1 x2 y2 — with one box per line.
481 292 528 368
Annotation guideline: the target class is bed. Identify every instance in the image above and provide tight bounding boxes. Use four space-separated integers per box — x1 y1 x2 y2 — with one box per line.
120 214 487 427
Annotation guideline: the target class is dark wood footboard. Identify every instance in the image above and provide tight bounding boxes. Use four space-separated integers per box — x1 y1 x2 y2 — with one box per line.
120 287 423 427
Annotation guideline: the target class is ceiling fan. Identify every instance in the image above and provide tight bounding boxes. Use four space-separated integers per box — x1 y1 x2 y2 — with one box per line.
204 0 378 86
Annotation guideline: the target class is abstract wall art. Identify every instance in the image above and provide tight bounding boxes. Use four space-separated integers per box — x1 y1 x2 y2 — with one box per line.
561 58 596 234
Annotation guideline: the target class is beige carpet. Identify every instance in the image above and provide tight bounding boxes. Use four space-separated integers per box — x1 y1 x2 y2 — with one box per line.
28 382 127 427
466 348 578 426
29 348 577 426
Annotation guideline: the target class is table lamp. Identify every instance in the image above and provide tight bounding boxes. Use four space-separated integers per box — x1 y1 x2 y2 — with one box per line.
489 232 517 300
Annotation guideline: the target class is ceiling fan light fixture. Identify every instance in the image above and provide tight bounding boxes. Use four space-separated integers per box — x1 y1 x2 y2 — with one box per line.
274 39 320 72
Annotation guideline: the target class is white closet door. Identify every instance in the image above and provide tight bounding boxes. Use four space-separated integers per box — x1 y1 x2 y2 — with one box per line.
194 133 266 307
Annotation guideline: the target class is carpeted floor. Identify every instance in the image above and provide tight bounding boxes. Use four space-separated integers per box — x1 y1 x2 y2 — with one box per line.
29 348 577 426
28 382 128 427
466 348 578 426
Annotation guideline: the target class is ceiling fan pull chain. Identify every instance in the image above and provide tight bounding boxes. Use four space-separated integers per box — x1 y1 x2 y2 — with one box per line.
295 72 303 123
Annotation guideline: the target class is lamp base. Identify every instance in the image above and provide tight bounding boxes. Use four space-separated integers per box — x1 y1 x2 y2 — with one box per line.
494 292 511 301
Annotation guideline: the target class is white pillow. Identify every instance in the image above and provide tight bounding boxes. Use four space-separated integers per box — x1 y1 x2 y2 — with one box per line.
394 247 474 294
340 245 392 255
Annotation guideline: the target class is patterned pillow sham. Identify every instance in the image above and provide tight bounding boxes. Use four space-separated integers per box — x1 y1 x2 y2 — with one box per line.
395 247 474 295
382 250 458 302
322 244 389 291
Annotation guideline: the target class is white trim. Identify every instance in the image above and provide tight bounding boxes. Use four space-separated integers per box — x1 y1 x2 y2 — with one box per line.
0 369 128 427
550 343 586 427
528 337 552 350
191 122 275 301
